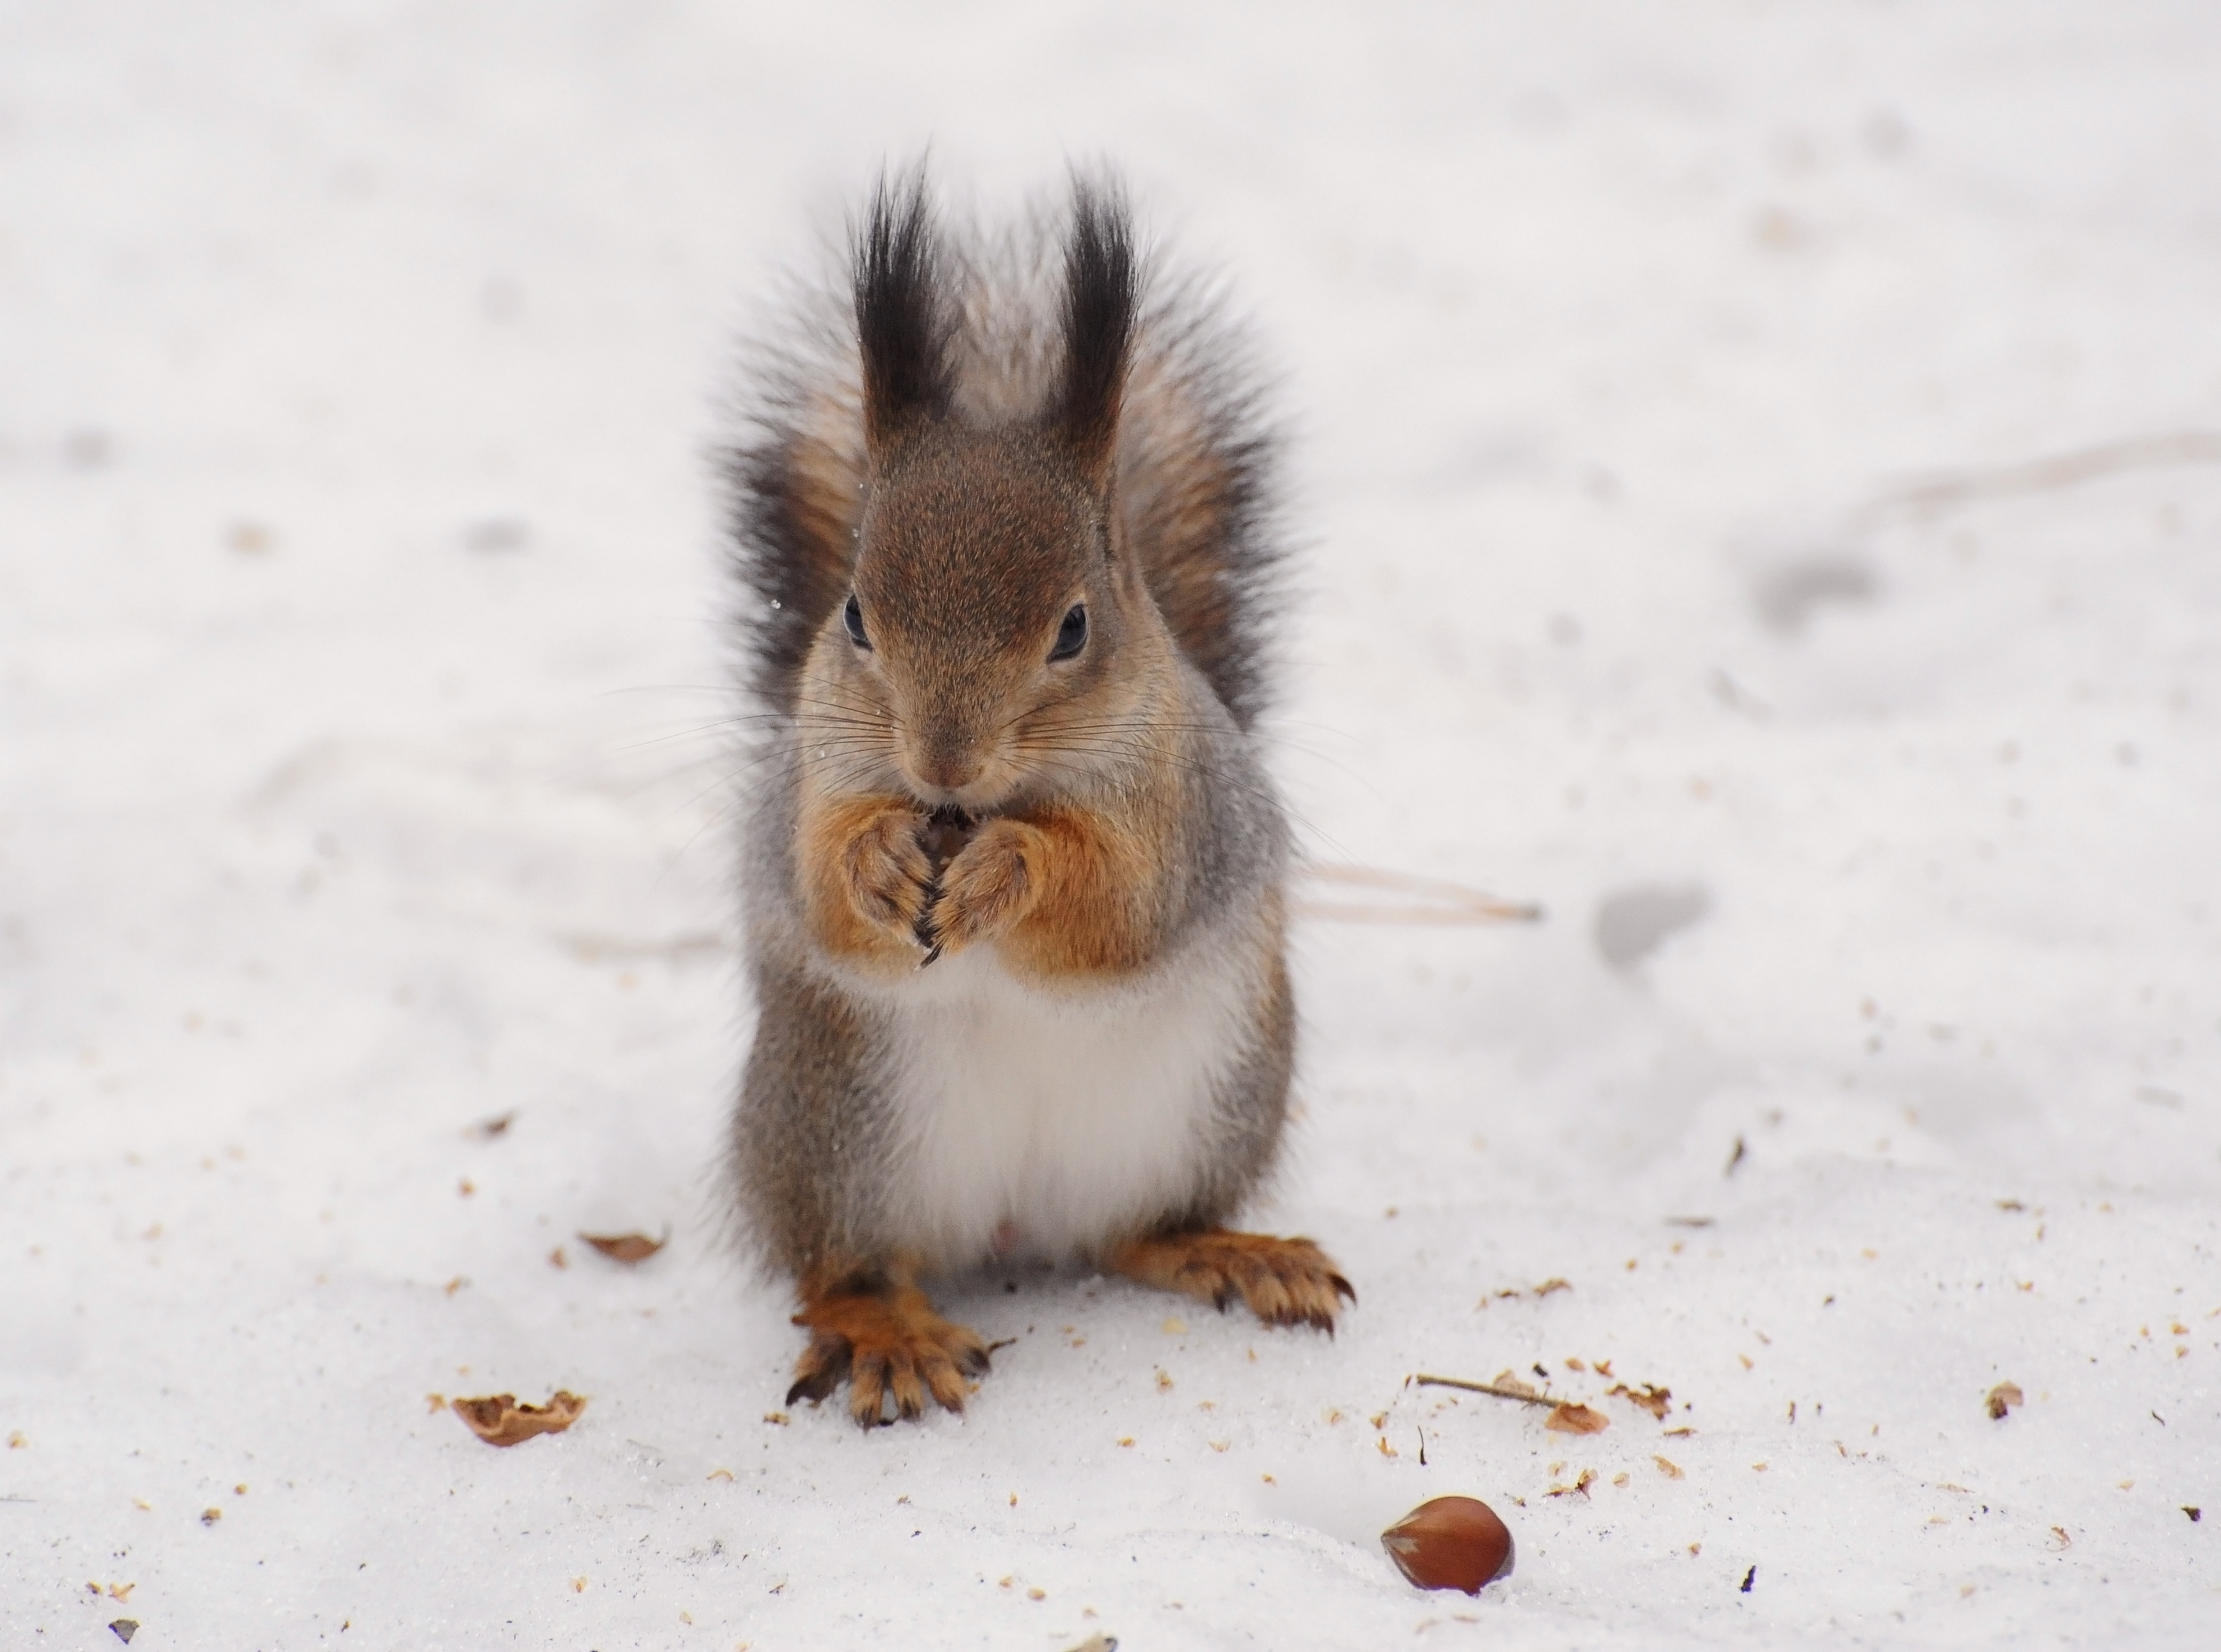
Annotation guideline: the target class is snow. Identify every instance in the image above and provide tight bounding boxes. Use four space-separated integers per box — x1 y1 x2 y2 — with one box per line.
4 2 2218 1646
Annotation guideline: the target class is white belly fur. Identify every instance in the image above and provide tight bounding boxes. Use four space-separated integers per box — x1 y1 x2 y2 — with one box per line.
876 935 1257 1270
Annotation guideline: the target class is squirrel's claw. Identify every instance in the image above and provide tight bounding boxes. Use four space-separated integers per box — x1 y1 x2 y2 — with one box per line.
786 1331 854 1407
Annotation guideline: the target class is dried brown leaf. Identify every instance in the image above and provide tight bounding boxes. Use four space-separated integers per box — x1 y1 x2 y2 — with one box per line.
580 1230 666 1263
1654 1455 1684 1479
1544 1402 1609 1436
1545 1468 1597 1498
451 1390 587 1447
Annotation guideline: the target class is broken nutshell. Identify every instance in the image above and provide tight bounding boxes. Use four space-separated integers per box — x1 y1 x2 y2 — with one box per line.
579 1231 666 1264
1544 1401 1609 1435
451 1390 587 1446
1381 1495 1514 1594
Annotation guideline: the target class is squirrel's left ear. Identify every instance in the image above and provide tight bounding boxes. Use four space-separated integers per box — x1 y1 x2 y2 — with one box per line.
855 166 954 463
1053 177 1137 494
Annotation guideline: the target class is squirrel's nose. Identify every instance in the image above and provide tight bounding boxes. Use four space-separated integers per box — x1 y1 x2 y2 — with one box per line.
909 738 982 795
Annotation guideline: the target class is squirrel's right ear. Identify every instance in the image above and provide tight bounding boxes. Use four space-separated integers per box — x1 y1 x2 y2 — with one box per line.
853 167 952 461
1054 176 1138 493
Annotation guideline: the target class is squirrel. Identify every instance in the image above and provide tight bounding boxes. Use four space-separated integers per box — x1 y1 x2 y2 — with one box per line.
722 166 1350 1427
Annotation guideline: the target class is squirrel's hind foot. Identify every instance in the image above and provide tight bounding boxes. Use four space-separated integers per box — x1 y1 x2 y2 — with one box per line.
1111 1229 1355 1334
787 1270 991 1427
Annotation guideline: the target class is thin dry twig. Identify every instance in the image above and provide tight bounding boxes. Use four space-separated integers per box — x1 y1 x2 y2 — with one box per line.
1294 864 1543 927
1415 1373 1564 1408
1851 431 2221 529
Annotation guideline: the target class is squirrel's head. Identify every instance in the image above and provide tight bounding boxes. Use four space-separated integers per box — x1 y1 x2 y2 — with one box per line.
809 172 1171 813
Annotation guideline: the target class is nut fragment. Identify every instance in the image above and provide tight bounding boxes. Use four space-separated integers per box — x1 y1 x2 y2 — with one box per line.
1607 1381 1672 1420
451 1390 587 1446
1544 1402 1609 1435
1381 1495 1514 1594
579 1231 666 1263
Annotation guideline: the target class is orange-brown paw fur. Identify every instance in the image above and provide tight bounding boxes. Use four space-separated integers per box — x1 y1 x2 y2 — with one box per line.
839 804 934 948
927 818 1045 957
786 1277 991 1427
1111 1229 1355 1333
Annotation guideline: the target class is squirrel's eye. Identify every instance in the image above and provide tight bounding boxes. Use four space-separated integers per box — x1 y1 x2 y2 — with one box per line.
843 593 870 649
1049 604 1088 662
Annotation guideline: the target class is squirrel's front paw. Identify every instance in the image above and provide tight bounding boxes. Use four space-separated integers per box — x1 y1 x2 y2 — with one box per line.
927 818 1045 957
842 806 935 943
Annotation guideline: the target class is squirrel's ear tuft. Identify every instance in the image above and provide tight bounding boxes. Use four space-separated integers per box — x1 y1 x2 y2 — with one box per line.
854 166 952 459
1054 175 1137 489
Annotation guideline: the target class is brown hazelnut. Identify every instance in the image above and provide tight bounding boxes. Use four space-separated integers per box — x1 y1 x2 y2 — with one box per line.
1381 1494 1514 1594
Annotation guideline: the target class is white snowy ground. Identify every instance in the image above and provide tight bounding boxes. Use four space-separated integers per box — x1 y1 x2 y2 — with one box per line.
4 3 2219 1647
